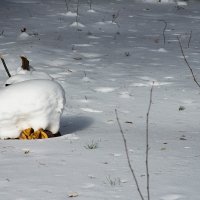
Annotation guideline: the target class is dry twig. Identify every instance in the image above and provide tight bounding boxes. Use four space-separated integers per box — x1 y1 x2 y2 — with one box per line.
159 20 167 45
112 10 120 28
146 82 154 200
76 0 80 23
115 109 145 200
0 56 11 77
88 0 92 10
188 30 192 48
177 36 200 88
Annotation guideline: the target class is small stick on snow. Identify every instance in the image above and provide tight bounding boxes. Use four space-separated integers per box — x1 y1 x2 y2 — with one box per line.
177 36 200 88
76 0 80 24
64 0 69 12
159 20 167 46
0 56 11 77
0 30 4 36
146 81 154 200
187 30 192 48
115 109 145 200
112 10 120 28
89 0 92 10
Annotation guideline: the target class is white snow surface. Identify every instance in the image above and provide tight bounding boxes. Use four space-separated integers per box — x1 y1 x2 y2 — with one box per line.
0 0 200 200
5 70 53 85
0 80 65 139
4 63 53 85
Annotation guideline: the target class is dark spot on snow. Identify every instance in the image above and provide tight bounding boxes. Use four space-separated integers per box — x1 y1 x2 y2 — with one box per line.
125 121 133 124
21 27 26 32
73 57 82 60
179 106 185 111
124 52 130 57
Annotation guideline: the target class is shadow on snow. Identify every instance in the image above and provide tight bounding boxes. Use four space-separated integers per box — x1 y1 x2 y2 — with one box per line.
60 115 94 135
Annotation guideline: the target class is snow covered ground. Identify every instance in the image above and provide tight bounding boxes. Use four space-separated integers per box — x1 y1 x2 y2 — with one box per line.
0 0 200 199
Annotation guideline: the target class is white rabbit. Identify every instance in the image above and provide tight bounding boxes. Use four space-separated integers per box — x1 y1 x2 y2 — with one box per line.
0 79 66 139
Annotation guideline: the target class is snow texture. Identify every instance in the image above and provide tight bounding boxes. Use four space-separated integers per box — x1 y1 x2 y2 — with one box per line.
0 80 65 139
5 69 53 85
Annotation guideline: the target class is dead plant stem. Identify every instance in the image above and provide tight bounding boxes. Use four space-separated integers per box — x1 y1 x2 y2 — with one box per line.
146 82 154 200
115 109 145 200
177 36 200 88
0 57 11 77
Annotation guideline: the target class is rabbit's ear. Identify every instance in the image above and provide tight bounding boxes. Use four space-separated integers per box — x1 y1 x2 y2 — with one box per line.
20 56 30 71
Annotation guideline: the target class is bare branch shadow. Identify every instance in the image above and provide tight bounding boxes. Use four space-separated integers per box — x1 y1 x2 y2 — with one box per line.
60 115 94 135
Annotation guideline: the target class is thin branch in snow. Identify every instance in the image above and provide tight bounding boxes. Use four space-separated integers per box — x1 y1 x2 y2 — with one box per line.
76 0 80 24
146 82 154 200
0 56 11 77
0 30 4 36
159 20 167 46
115 109 145 200
177 36 200 88
88 0 92 10
187 30 192 48
112 10 120 27
64 0 69 12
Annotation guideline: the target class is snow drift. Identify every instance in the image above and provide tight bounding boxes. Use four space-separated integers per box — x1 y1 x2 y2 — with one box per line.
0 79 66 139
